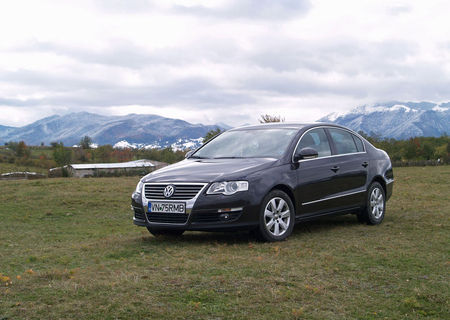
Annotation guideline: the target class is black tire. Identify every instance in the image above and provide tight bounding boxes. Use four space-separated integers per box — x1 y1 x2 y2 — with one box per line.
255 190 295 242
146 227 184 237
358 182 386 225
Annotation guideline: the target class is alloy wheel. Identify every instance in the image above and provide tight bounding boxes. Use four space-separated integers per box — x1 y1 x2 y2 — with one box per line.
263 197 291 236
370 187 384 219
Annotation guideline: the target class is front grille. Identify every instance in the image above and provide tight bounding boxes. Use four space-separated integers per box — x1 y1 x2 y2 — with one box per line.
144 183 205 200
146 212 188 224
192 211 242 223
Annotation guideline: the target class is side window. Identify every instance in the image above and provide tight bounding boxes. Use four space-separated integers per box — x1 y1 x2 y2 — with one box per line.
296 128 331 158
328 128 358 154
352 134 365 152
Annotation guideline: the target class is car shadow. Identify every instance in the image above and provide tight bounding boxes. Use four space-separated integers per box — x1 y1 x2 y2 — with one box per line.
141 229 254 245
139 214 361 245
292 214 361 236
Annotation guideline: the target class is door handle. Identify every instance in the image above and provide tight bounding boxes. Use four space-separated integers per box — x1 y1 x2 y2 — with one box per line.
331 166 340 173
362 161 368 168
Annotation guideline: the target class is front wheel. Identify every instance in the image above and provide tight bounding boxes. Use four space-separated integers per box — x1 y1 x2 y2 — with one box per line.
146 227 184 237
357 182 386 225
255 190 295 242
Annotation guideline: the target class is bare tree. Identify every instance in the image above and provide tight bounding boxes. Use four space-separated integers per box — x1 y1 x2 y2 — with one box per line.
259 114 285 123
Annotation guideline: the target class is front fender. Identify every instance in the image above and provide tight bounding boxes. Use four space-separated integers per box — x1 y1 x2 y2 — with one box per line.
246 163 297 203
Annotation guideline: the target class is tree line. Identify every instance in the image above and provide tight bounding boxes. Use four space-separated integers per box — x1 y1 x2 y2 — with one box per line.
360 133 449 163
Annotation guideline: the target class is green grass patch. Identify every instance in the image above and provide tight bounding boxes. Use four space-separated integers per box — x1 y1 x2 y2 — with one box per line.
0 167 449 319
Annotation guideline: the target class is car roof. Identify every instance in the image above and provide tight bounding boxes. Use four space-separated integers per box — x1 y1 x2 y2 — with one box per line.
229 122 342 131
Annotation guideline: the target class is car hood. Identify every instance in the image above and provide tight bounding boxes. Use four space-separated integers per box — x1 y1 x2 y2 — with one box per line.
143 158 279 183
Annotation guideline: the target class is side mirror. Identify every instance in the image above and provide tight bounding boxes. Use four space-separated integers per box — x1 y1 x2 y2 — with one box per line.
185 150 194 158
294 147 318 162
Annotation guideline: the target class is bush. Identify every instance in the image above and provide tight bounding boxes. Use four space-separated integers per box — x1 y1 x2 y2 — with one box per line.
52 143 72 166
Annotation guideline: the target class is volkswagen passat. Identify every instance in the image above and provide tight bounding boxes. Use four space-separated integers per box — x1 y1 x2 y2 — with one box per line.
131 123 394 241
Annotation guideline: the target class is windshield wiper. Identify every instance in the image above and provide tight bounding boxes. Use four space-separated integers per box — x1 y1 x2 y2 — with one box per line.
189 155 209 159
213 156 245 159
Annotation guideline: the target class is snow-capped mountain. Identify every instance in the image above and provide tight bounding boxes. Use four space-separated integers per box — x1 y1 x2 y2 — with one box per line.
319 102 450 139
0 112 227 149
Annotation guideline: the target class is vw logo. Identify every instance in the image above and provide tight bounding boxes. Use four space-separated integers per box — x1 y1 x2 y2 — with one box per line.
163 185 175 198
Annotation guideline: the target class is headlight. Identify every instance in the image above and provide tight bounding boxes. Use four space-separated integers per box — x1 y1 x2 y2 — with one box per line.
134 180 144 194
207 181 248 195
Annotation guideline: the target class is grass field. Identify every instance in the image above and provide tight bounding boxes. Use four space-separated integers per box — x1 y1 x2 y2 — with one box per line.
0 167 449 319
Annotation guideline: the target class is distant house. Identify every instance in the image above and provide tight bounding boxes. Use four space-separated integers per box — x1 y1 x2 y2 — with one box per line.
64 159 166 178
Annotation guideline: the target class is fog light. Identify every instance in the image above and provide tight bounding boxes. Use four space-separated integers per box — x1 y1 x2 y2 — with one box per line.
219 213 231 221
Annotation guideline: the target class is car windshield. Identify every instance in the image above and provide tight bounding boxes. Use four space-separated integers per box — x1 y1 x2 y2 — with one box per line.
191 128 298 159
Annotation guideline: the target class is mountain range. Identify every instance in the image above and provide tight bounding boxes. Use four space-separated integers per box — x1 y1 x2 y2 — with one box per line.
0 112 227 150
320 101 449 139
0 101 448 149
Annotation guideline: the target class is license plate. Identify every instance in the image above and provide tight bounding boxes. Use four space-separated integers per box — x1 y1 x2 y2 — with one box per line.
148 202 186 214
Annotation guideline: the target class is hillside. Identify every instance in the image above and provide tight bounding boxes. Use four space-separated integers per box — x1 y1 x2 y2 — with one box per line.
0 112 225 148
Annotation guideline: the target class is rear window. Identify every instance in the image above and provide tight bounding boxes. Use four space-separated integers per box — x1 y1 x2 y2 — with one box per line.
328 128 358 155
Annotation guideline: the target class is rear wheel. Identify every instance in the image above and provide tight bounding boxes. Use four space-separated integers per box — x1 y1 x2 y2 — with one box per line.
357 182 385 225
146 227 184 237
255 190 295 242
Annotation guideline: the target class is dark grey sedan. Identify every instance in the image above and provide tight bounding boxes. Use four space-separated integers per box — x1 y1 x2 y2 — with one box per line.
131 123 394 241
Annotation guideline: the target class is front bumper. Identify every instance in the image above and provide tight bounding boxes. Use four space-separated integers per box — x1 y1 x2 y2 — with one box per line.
385 179 394 201
131 191 260 231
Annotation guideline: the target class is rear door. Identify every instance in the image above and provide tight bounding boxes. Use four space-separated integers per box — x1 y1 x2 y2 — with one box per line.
325 128 368 208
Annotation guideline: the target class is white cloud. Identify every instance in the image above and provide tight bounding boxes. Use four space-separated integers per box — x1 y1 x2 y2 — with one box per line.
0 0 449 127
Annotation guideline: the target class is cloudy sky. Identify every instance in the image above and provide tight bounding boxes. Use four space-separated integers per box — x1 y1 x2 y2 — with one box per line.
1 0 449 127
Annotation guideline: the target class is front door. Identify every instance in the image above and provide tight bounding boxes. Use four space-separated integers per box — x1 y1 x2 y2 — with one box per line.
293 128 337 215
